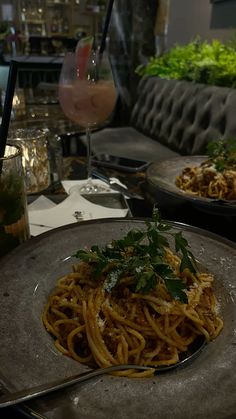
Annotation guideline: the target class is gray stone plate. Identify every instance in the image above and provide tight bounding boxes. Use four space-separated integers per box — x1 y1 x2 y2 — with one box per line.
146 156 236 216
0 219 236 419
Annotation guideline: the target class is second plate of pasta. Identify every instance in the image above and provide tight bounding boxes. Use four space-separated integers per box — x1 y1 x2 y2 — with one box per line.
146 156 236 216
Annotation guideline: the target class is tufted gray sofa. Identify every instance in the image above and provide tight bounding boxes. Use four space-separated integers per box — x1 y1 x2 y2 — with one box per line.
88 76 236 163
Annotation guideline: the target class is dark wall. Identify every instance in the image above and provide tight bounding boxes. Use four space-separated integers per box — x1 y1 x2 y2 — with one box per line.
167 0 236 48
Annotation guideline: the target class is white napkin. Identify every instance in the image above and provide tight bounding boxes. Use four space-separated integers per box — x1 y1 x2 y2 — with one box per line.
28 189 129 236
28 195 56 211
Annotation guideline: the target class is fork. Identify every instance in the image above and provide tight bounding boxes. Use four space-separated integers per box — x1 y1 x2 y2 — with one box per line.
0 336 205 408
0 365 152 408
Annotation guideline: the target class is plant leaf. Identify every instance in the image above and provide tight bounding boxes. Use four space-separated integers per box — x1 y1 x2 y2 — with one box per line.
164 279 188 303
135 271 157 293
175 232 197 273
72 207 198 302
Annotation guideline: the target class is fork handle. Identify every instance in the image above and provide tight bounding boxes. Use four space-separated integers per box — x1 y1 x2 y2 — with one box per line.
0 365 151 408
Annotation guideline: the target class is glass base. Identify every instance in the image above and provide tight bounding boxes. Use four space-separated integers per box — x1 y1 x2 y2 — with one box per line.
80 183 99 194
70 179 110 195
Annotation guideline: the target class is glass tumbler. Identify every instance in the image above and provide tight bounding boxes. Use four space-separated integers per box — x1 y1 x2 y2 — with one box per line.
0 144 30 258
8 128 51 194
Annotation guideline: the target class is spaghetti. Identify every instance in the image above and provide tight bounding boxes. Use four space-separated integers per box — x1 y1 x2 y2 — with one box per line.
175 161 236 200
42 215 223 377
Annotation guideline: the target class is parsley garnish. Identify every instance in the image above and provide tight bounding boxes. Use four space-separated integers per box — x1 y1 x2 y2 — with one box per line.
206 138 236 171
72 208 198 303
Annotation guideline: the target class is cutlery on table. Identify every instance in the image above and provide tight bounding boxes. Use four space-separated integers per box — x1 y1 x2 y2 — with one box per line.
91 169 144 200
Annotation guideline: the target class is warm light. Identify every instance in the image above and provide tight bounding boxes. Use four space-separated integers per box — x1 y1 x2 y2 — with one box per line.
13 94 21 107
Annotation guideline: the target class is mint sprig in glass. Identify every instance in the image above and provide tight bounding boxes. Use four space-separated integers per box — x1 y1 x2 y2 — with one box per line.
0 144 30 257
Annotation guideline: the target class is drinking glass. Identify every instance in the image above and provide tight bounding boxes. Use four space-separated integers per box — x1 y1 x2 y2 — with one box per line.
58 45 117 193
0 144 30 257
8 128 51 194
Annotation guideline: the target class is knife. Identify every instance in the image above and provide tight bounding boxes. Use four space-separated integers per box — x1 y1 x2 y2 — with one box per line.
91 170 144 200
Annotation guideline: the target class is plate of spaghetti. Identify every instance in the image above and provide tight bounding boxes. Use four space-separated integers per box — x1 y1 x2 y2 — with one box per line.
147 159 236 216
176 139 236 201
0 215 235 419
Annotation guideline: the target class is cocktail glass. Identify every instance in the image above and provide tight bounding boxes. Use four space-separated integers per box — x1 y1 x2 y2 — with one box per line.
58 38 117 193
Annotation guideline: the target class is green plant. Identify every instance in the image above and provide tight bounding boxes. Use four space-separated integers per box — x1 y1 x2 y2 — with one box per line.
136 37 236 88
0 21 9 41
206 138 236 171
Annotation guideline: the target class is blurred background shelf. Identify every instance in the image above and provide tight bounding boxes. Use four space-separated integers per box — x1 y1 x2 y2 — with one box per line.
0 0 106 56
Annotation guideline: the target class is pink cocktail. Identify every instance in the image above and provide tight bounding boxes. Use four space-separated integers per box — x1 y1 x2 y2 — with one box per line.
59 79 116 128
58 43 117 193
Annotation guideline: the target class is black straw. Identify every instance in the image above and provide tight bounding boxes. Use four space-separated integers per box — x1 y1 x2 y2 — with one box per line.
0 60 18 159
99 0 115 56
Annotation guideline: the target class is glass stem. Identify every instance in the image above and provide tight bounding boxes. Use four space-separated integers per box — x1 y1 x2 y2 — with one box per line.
86 127 92 182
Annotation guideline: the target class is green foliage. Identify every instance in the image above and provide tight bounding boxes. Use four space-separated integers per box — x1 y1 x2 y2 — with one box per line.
206 138 236 171
0 21 9 34
136 37 236 88
0 172 25 225
73 207 199 303
0 226 20 257
0 21 9 40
